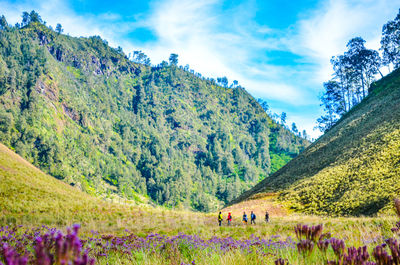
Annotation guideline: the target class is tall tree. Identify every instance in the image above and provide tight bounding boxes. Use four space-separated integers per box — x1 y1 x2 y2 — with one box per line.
257 98 269 112
0 16 7 30
21 12 29 26
381 9 400 70
316 81 344 132
291 122 298 134
55 23 63 34
29 10 42 23
132 50 151 66
331 55 355 112
346 37 381 98
318 37 382 132
217 77 228 88
169 53 178 66
280 112 287 125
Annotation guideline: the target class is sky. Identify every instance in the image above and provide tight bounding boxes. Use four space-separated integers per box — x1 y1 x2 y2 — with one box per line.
1 0 399 139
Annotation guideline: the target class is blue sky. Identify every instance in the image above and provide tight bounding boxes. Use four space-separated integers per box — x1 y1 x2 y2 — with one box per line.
1 0 399 139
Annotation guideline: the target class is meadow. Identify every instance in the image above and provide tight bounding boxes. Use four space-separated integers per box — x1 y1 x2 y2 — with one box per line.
1 200 400 265
2 133 400 264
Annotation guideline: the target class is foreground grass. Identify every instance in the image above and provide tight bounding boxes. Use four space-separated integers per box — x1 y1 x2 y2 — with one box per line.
1 214 399 265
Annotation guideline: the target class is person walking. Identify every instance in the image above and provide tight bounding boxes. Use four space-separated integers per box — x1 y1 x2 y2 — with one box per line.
242 212 248 224
265 211 269 223
218 211 223 226
227 212 232 226
250 211 256 225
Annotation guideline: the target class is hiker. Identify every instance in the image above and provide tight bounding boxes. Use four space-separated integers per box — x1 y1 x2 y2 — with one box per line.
251 211 256 224
218 211 223 226
242 212 248 224
265 211 269 223
227 212 232 225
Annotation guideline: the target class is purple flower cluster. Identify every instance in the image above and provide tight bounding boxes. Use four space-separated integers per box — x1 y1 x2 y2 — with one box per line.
85 232 295 259
372 238 400 264
280 221 400 265
294 224 324 242
0 225 94 265
1 225 294 264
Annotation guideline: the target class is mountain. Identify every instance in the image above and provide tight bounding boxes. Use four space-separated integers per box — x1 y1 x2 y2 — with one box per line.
231 69 400 216
0 141 110 224
0 15 308 211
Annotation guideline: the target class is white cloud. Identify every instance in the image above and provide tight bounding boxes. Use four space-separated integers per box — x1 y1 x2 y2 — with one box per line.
127 0 312 107
289 0 400 83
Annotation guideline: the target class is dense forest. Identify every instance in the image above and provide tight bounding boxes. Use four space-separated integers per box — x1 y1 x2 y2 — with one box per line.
317 9 400 132
0 12 308 211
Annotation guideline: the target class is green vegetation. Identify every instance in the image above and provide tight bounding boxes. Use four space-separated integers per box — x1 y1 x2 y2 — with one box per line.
233 68 400 216
0 13 308 212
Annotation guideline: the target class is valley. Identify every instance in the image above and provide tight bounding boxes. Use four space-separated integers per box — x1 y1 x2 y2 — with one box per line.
1 8 400 265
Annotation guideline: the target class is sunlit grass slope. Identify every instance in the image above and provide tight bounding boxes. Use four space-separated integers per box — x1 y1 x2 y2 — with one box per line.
0 141 120 225
0 142 206 234
232 69 400 216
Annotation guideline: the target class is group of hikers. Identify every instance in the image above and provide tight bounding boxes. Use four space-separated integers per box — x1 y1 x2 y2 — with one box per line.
217 211 269 226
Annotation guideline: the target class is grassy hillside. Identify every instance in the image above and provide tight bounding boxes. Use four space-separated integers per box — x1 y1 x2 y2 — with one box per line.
0 141 116 225
0 142 218 235
231 69 400 216
0 16 308 211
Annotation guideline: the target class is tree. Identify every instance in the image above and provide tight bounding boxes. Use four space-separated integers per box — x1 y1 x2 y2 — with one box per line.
257 99 269 112
231 80 239 88
319 36 382 132
316 81 343 132
291 122 298 134
302 130 308 140
29 10 42 23
132 50 151 66
21 10 42 26
0 16 8 30
169 53 178 66
381 9 400 70
346 37 381 98
22 12 30 26
55 23 63 34
280 112 287 125
217 77 228 88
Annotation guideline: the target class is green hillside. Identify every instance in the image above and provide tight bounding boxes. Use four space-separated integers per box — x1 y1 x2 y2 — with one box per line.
0 15 308 211
0 142 216 235
231 69 400 216
0 141 119 224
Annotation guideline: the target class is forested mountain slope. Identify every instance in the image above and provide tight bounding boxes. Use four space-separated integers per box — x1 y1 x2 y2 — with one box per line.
0 16 308 211
232 69 400 216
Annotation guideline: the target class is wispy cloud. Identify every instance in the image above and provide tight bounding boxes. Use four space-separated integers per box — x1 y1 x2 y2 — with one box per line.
288 0 400 83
